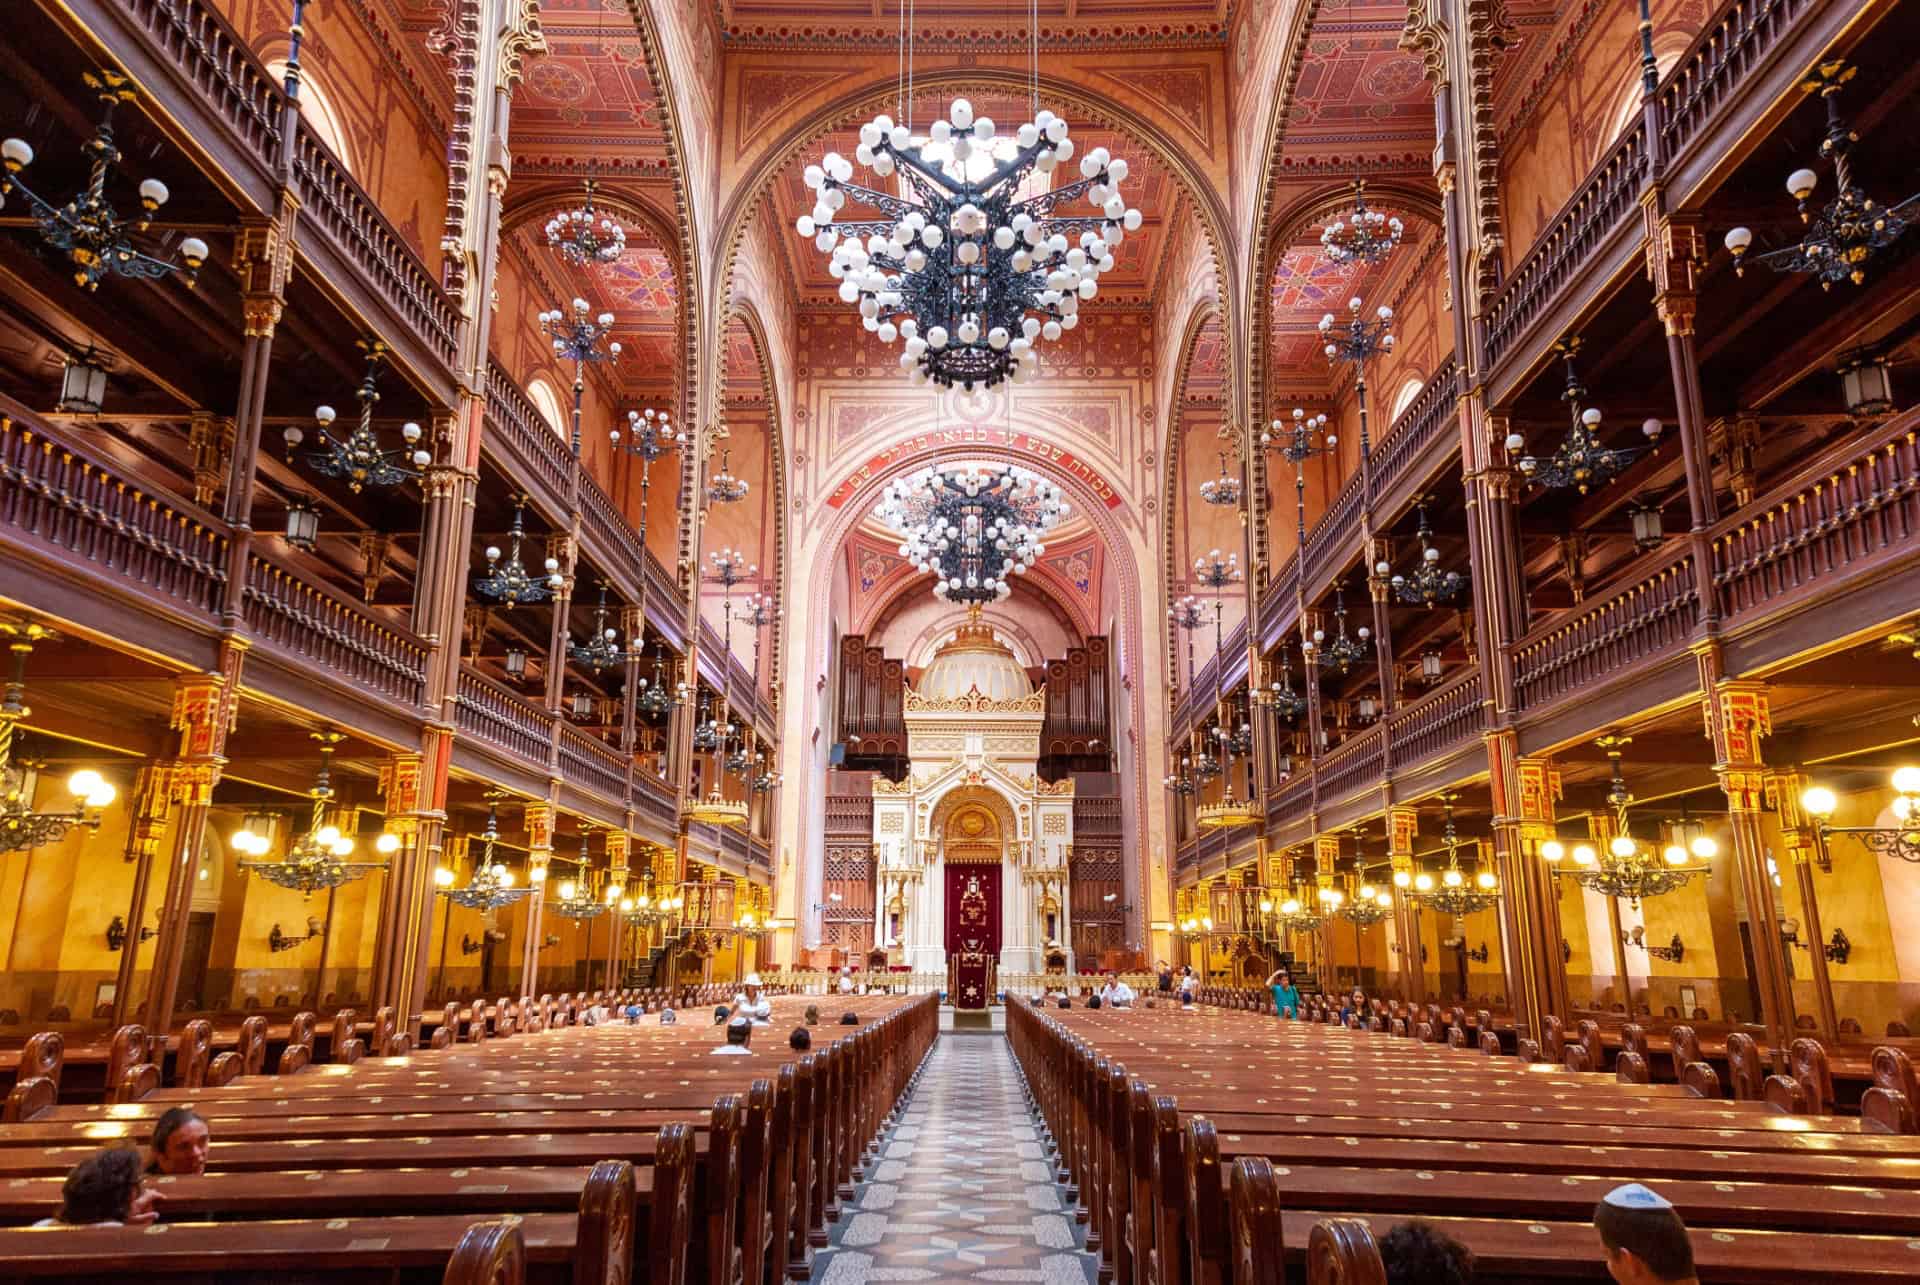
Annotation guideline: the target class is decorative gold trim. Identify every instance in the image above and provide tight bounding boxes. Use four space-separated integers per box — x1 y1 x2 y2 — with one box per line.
684 788 749 829
903 687 1047 714
1197 792 1261 830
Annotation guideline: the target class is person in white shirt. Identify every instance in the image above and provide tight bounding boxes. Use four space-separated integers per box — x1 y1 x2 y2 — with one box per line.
1178 967 1198 1008
837 970 855 995
1102 974 1136 1008
740 973 773 1025
711 1015 755 1054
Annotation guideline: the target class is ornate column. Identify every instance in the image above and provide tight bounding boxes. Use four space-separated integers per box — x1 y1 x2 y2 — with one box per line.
519 802 554 999
109 763 178 1029
143 652 244 1035
1646 213 1719 627
188 413 234 511
1366 536 1398 718
220 209 296 628
1385 805 1424 1002
1768 770 1838 1041
1487 740 1570 1045
368 752 427 1020
619 605 645 755
541 534 577 715
1699 669 1794 1067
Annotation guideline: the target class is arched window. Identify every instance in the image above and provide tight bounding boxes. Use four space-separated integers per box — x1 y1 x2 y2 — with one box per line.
1389 375 1425 423
1602 40 1692 153
266 61 356 174
528 378 567 437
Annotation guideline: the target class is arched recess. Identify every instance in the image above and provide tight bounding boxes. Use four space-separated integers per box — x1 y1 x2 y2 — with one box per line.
794 442 1150 948
499 184 698 576
1246 180 1448 587
861 567 1090 657
710 67 1244 433
1159 302 1238 689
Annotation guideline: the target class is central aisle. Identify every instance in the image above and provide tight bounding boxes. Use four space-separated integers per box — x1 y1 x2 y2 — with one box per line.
811 1032 1100 1285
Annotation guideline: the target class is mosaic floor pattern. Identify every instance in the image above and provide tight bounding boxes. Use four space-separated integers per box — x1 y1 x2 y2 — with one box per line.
809 1032 1101 1285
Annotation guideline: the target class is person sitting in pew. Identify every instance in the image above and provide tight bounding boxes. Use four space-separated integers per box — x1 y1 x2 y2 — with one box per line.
739 974 773 1025
837 969 856 994
33 1148 162 1228
1379 1220 1475 1285
840 1011 861 1026
712 1015 755 1055
804 1004 821 1025
657 1006 677 1025
581 1002 612 1026
1594 1183 1698 1285
623 1002 644 1024
1338 986 1367 1024
713 1005 734 1026
1265 968 1302 1018
1099 972 1136 1008
146 1108 209 1178
789 1026 812 1051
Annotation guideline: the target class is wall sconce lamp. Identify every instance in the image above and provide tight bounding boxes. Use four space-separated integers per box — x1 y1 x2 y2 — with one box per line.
1465 941 1490 964
1782 919 1850 965
1622 925 1685 963
105 915 154 952
538 933 561 951
268 916 324 952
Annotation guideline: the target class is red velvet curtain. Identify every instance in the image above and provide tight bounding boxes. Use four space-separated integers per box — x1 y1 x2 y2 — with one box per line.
945 864 1002 955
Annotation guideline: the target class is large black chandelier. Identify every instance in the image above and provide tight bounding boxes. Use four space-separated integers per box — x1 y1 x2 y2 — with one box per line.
1198 451 1243 507
546 176 627 267
1541 736 1712 907
568 584 630 672
1387 503 1464 607
1264 641 1308 723
288 341 428 493
1724 62 1920 290
1 70 209 292
1319 180 1405 267
706 449 750 505
635 644 683 721
1306 584 1369 676
798 99 1138 390
474 497 562 605
1507 338 1661 494
1163 749 1196 797
436 802 537 912
878 463 1065 604
539 299 621 455
1409 797 1501 917
0 621 116 854
235 733 395 896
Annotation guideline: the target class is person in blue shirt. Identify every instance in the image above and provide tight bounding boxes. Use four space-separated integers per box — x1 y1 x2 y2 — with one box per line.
1265 968 1302 1018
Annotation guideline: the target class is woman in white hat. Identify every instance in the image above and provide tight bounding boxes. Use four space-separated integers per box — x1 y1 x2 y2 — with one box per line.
740 973 773 1025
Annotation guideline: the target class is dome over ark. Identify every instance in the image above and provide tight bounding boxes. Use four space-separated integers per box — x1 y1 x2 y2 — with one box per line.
914 608 1033 704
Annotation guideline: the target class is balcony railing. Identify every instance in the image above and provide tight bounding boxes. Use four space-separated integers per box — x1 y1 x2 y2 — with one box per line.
1385 667 1483 771
1315 723 1386 804
0 400 226 620
1371 357 1461 504
1713 415 1920 624
1511 543 1698 714
455 666 553 766
557 723 629 805
1658 0 1814 166
484 361 575 506
107 0 284 173
242 556 426 710
288 120 459 375
1302 469 1366 593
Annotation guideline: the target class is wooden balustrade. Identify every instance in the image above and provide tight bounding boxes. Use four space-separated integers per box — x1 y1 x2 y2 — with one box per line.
484 361 575 505
1483 126 1650 373
0 402 227 619
556 723 629 804
1314 723 1386 804
1303 470 1366 592
1712 418 1920 623
1371 358 1460 502
289 120 459 373
1268 768 1314 824
1511 544 1697 714
1658 0 1814 163
1386 667 1483 771
454 666 553 766
242 556 427 709
106 0 283 171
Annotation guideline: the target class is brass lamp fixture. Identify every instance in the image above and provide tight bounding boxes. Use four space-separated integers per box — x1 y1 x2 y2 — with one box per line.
1409 797 1501 917
434 801 536 912
548 832 609 921
1386 503 1464 608
234 732 396 896
473 497 563 605
1800 766 1920 865
545 174 626 266
539 298 621 456
1305 584 1369 675
1540 735 1714 907
1724 62 1919 289
568 583 631 672
1506 338 1661 494
0 621 117 854
0 69 209 291
1336 872 1395 927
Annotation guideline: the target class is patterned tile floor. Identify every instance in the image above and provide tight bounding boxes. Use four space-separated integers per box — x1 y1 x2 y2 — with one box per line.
810 1032 1101 1285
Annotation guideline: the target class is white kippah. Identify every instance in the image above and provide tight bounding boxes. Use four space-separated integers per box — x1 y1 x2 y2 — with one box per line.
1602 1183 1673 1211
728 1015 751 1030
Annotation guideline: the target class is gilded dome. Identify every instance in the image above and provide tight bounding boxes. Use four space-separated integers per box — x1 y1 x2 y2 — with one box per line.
915 611 1033 703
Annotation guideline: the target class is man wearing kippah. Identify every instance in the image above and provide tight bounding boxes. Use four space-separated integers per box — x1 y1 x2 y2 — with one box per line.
1593 1183 1698 1285
711 1014 755 1054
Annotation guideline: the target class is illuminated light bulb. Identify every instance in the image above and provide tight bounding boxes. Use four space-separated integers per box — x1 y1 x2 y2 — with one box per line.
1540 840 1565 862
558 881 576 901
375 833 402 854
1894 796 1913 821
1609 834 1638 859
1393 870 1411 888
528 865 548 884
1375 892 1393 908
1413 873 1434 893
1476 871 1497 891
1800 785 1837 818
1201 917 1214 931
1893 766 1920 795
1663 844 1688 867
620 898 634 912
1259 899 1274 914
315 825 341 847
67 769 105 799
1572 844 1597 866
635 895 650 909
1443 869 1464 888
1689 835 1718 859
1281 899 1300 916
331 838 355 857
434 866 456 887
1357 884 1375 901
494 864 514 887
